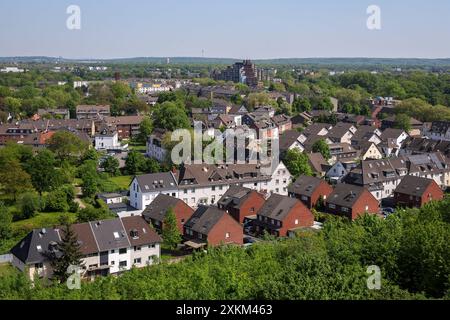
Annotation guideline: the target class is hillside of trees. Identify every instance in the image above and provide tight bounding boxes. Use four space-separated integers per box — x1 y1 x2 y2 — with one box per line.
0 198 448 300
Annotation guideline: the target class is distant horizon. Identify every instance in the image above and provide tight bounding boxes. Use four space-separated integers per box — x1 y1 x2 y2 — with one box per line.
1 55 450 61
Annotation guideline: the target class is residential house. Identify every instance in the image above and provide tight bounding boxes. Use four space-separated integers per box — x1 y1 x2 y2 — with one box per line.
183 206 243 247
10 216 161 280
279 130 305 156
146 128 168 162
104 116 145 140
423 121 450 141
359 141 383 160
326 122 357 144
325 184 379 220
307 153 330 177
288 175 333 209
350 125 382 147
94 127 122 151
326 161 357 184
379 128 409 157
272 114 292 134
253 194 314 237
76 105 111 120
393 175 444 208
129 172 179 210
217 186 266 224
329 143 360 163
142 194 194 234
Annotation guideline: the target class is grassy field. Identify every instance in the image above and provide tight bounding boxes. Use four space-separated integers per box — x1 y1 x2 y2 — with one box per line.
109 175 133 190
0 264 18 277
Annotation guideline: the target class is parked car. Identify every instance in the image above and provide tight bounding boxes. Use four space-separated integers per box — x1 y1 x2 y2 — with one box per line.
243 236 257 244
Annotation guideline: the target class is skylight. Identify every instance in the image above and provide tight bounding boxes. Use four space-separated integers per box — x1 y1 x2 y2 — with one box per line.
113 232 120 239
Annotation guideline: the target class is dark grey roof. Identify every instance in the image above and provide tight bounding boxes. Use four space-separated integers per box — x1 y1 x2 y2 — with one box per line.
395 175 436 197
288 175 326 197
217 185 255 209
89 219 131 251
327 184 368 208
430 121 450 134
257 194 299 220
10 228 62 264
327 122 354 141
380 128 405 141
135 172 178 192
184 206 227 235
142 194 182 222
279 130 302 152
302 123 331 137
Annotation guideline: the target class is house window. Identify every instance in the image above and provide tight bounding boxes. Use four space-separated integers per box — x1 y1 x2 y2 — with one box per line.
119 261 127 268
225 232 230 239
329 204 336 209
111 261 115 265
119 248 127 254
342 207 349 213
111 250 115 254
191 197 196 204
295 219 299 225
134 246 141 251
212 186 216 191
365 205 369 211
184 189 188 194
148 244 155 249
198 233 203 240
250 207 255 213
134 258 142 264
172 193 176 197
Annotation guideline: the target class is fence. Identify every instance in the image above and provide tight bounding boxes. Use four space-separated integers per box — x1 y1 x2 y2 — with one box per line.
0 254 12 264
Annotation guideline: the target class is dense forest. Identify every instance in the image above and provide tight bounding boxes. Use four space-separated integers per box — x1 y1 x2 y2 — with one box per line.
0 198 448 300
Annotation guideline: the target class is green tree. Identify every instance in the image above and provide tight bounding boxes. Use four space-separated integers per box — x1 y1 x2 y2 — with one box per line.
152 101 190 131
138 117 153 144
395 114 412 132
293 98 312 113
47 220 84 283
48 131 88 163
143 158 161 173
0 203 12 240
284 149 313 178
45 187 70 212
162 208 182 250
312 139 331 161
3 97 22 114
101 155 120 176
81 172 99 198
0 159 33 200
77 205 110 223
125 150 146 175
18 192 41 219
25 149 62 196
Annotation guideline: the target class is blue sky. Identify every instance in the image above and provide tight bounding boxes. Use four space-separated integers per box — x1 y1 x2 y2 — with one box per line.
0 0 449 59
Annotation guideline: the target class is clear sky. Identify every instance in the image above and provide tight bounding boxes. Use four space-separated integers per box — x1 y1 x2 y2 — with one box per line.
0 0 449 59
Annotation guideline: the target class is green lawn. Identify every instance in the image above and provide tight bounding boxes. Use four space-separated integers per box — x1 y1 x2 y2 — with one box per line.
109 175 133 190
12 212 77 234
0 264 18 277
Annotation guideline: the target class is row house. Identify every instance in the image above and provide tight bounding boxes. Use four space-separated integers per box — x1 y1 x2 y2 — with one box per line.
130 162 292 211
343 158 404 200
183 206 243 247
394 175 444 208
253 194 314 237
217 186 266 224
359 141 383 160
400 137 450 158
329 143 360 163
76 105 111 120
10 216 161 281
326 122 357 144
325 184 380 220
350 125 382 147
379 128 409 157
423 121 450 141
142 194 194 234
288 175 333 209
404 152 450 188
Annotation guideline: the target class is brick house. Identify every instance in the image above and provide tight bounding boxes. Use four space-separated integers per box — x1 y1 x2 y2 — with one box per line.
105 116 145 140
326 184 379 220
254 194 314 237
183 206 243 247
217 186 266 224
288 175 333 209
394 175 444 208
142 194 194 234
